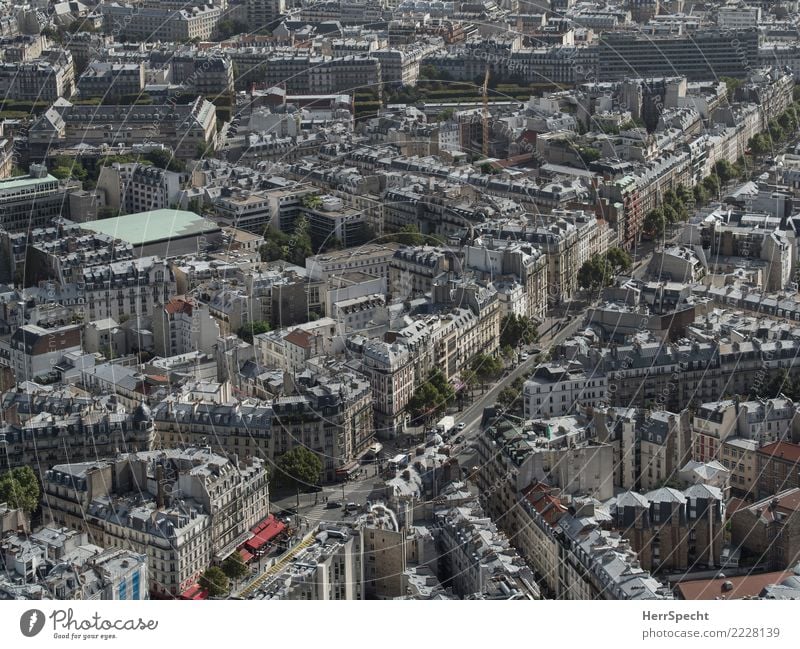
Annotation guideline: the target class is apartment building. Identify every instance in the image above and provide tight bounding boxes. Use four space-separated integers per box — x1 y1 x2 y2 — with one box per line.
153 373 374 481
101 4 222 42
96 162 183 215
0 49 75 101
692 398 796 463
152 297 220 358
609 485 725 573
0 400 155 471
42 447 270 597
361 340 416 439
306 243 401 282
29 96 217 160
731 488 800 570
757 441 800 498
524 363 607 418
463 240 549 324
435 503 539 599
0 529 148 600
76 62 145 100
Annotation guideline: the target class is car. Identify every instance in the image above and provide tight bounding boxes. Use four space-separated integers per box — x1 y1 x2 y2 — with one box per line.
520 353 529 361
454 435 464 444
345 502 359 511
456 422 466 431
325 500 342 509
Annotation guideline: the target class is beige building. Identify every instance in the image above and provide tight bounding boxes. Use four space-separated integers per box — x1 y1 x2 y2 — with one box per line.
42 447 270 597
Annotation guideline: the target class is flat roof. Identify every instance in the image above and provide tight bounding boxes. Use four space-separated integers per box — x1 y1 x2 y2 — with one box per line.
0 173 58 191
80 209 220 246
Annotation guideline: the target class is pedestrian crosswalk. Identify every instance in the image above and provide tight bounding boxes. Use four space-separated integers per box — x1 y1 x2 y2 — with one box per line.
237 531 316 598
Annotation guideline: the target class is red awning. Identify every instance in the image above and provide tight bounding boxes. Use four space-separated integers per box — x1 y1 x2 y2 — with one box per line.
180 584 208 600
243 515 286 552
335 460 359 476
239 548 254 563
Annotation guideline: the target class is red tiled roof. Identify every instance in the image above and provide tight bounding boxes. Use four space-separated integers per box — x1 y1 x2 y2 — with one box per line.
165 299 193 316
522 482 567 527
243 515 286 552
284 329 313 349
758 441 800 463
677 571 791 600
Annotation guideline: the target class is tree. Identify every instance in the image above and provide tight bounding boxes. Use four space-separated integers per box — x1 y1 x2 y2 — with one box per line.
199 566 229 597
577 146 601 166
0 466 39 513
756 369 796 400
605 247 632 274
702 174 720 198
276 446 323 507
301 194 323 210
500 314 538 348
720 76 742 100
693 183 710 206
497 386 520 409
407 369 454 424
144 148 185 173
470 353 503 389
577 254 610 290
222 553 248 580
291 215 313 261
237 321 270 344
713 160 736 184
386 224 425 247
676 184 693 205
407 382 444 424
643 208 666 240
662 203 679 225
748 133 771 156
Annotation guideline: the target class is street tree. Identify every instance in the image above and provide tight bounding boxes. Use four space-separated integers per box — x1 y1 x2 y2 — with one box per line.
222 553 248 580
199 566 229 597
577 254 610 290
605 247 632 273
276 446 323 508
499 314 538 348
643 208 666 239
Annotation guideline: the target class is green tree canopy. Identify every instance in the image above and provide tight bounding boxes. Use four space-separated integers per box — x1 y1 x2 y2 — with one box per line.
0 466 39 513
237 321 270 344
500 314 538 348
605 247 632 274
643 208 666 239
577 254 611 290
470 353 503 386
407 368 454 424
222 552 248 580
199 566 229 597
276 446 323 500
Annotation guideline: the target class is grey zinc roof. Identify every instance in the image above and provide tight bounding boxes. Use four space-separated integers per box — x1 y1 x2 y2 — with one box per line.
645 487 687 504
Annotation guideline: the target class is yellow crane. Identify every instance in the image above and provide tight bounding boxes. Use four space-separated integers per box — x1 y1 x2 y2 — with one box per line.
482 64 490 158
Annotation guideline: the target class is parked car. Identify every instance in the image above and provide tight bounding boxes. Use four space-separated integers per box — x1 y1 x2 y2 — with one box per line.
520 353 529 361
455 435 464 444
345 502 359 512
456 422 466 431
325 500 342 509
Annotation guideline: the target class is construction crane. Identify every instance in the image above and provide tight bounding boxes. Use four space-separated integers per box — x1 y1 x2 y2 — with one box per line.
482 64 490 158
